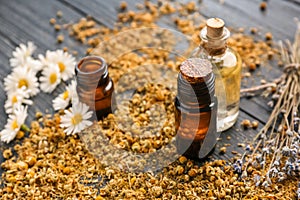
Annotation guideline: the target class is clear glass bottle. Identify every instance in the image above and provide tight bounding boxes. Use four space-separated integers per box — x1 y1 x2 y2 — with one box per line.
75 56 115 120
197 18 242 131
175 58 217 159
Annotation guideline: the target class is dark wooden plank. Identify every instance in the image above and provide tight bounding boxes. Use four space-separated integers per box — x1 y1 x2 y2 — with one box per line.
0 0 91 130
61 0 143 29
239 59 283 123
211 110 262 162
0 0 299 179
285 0 300 5
0 0 85 52
201 0 299 41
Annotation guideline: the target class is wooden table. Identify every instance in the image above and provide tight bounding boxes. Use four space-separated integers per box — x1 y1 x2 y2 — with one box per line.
0 0 299 175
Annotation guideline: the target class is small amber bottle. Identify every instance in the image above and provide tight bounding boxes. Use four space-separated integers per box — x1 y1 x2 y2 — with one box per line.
75 56 115 120
197 18 242 131
175 58 217 159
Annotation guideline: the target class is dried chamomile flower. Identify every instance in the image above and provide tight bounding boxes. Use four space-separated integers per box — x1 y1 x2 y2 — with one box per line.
120 1 127 10
57 34 64 43
260 2 267 11
56 10 63 18
49 18 56 25
241 119 251 128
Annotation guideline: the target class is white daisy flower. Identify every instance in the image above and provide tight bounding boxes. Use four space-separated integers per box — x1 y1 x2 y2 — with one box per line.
39 50 76 81
52 80 76 111
0 105 28 143
52 50 76 81
4 67 39 97
38 50 55 66
39 64 61 93
23 57 43 73
4 87 33 114
9 41 36 67
60 102 93 135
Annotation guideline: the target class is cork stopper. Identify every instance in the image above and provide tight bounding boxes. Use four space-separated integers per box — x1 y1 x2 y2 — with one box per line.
206 18 225 38
180 58 213 83
178 58 215 105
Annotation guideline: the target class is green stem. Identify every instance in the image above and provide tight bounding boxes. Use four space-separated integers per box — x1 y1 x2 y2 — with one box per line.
21 124 30 132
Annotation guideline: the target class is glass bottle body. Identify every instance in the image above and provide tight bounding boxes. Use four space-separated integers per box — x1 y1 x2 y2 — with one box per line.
94 72 115 120
197 24 242 132
210 47 242 131
174 59 217 159
75 56 115 120
175 98 212 159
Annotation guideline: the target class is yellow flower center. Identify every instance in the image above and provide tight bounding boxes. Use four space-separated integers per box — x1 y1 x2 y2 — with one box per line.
11 120 19 130
18 79 28 88
71 114 83 125
49 73 57 84
58 62 66 72
62 91 69 100
11 96 18 104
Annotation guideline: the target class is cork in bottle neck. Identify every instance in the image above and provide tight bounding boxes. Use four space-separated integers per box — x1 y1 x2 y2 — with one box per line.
200 18 230 56
180 58 213 84
177 58 215 106
206 18 225 39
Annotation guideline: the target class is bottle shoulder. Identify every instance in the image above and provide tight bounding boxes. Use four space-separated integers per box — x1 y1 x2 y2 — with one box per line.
213 48 240 67
211 48 242 78
227 47 241 62
192 46 241 67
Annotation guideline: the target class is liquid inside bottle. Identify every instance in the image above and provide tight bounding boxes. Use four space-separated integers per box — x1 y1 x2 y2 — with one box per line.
175 99 212 159
211 47 242 131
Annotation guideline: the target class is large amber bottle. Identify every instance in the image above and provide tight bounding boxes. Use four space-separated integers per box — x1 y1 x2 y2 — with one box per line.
175 58 217 159
197 18 242 131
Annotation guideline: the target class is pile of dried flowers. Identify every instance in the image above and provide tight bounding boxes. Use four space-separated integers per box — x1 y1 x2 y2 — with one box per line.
0 114 297 199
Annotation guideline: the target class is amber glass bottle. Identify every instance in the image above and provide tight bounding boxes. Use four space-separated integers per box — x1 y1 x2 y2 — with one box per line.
75 56 115 120
175 58 217 159
198 18 242 131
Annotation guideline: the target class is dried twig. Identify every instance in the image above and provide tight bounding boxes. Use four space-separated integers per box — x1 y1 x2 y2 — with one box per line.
234 21 300 197
240 82 278 94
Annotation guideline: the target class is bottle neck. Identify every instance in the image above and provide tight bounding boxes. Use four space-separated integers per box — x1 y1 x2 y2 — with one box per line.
200 27 230 56
75 56 109 90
